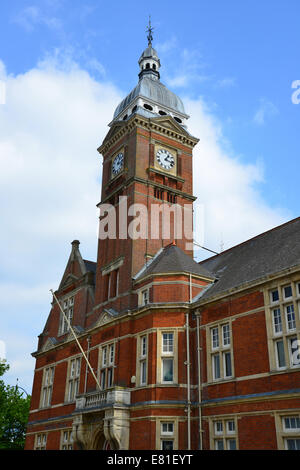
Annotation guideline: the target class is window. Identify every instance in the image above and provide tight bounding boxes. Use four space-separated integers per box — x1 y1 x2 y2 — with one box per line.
222 324 230 346
275 339 286 369
267 282 300 371
223 351 232 377
173 116 182 124
167 192 177 204
137 335 147 386
158 330 177 384
161 422 174 435
35 433 47 450
162 358 174 383
139 287 150 307
154 188 164 200
160 421 175 450
214 421 223 435
226 420 235 434
283 416 300 431
67 357 81 402
285 439 300 450
105 273 111 300
115 269 119 297
41 366 54 408
272 308 282 334
208 322 233 382
211 417 238 450
277 413 300 450
61 430 73 450
211 327 219 349
270 289 279 303
59 295 74 335
99 343 115 389
286 304 296 331
289 337 300 367
142 289 149 306
283 285 293 299
212 354 221 380
162 333 174 382
162 333 174 354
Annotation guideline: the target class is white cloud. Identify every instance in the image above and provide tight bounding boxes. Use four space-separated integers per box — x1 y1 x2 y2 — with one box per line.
0 54 121 276
253 98 279 125
215 77 236 88
0 52 290 392
185 97 289 256
13 5 62 32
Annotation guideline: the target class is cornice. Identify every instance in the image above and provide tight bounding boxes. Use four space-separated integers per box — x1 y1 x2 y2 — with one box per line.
193 263 300 310
97 114 199 155
98 175 197 205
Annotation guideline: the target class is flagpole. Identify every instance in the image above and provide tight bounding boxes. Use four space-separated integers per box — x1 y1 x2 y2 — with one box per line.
50 289 101 390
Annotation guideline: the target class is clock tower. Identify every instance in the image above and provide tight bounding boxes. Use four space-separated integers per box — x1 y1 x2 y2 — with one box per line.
93 30 199 315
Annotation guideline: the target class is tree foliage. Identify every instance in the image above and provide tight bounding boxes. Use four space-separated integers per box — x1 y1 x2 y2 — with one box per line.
0 361 31 449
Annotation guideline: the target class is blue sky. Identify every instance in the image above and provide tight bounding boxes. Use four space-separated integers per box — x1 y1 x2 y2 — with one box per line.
0 0 299 393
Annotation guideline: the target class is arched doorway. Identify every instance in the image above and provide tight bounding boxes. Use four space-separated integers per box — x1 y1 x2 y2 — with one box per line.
103 439 118 450
93 432 119 450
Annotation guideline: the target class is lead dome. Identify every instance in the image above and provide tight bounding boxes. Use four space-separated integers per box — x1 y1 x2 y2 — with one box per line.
112 41 189 126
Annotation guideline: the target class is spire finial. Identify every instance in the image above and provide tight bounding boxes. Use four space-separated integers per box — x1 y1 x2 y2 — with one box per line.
146 15 154 46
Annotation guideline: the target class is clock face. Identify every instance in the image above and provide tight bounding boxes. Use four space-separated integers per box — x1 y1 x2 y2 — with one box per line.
112 152 124 176
156 148 175 171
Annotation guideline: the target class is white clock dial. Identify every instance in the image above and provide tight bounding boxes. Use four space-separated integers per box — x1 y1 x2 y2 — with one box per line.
156 149 175 171
112 152 124 176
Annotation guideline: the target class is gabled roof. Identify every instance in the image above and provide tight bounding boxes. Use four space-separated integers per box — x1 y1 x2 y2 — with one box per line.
197 217 300 302
134 243 215 281
58 241 96 290
84 260 97 274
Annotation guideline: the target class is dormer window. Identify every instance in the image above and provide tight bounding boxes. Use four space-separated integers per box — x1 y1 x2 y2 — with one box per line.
138 287 150 307
59 296 74 335
173 116 182 124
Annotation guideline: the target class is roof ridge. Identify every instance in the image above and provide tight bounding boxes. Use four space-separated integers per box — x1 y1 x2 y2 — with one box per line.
199 216 300 265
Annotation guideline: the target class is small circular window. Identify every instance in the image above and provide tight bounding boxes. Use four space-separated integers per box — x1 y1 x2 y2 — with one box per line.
174 116 182 123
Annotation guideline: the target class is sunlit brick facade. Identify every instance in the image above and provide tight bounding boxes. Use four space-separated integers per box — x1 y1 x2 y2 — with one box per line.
25 36 300 451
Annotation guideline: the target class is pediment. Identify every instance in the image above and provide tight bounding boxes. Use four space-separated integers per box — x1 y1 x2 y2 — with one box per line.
94 308 118 328
98 122 126 152
150 115 191 136
65 325 84 343
41 337 57 353
60 273 79 289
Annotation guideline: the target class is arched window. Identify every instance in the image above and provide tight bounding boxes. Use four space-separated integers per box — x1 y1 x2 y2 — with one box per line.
153 64 156 70
146 63 150 69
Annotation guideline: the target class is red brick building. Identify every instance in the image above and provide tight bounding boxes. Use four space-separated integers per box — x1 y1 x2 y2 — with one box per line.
25 35 300 451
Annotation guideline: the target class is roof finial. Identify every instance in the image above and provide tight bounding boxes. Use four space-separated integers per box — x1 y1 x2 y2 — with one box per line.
146 15 154 46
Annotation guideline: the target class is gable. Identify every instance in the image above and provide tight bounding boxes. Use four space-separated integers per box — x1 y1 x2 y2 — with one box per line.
58 240 88 290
